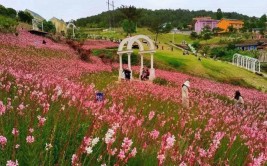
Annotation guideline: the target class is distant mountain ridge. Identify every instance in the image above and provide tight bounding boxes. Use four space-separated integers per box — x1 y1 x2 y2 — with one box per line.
75 8 251 29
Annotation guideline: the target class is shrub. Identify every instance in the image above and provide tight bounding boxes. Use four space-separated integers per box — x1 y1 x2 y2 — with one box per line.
0 15 18 33
190 31 198 39
18 11 33 24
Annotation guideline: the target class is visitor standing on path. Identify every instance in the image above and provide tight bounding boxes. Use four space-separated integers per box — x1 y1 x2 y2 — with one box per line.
182 80 190 108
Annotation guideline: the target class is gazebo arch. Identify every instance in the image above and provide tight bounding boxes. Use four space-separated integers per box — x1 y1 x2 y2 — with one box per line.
117 35 156 81
232 53 261 73
67 21 77 38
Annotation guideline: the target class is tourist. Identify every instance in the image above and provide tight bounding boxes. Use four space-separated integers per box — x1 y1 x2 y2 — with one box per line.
182 80 190 108
234 90 244 112
141 68 150 80
123 68 131 80
42 40 46 45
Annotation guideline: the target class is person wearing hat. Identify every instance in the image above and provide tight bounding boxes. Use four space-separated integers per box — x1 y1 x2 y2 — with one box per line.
182 80 190 108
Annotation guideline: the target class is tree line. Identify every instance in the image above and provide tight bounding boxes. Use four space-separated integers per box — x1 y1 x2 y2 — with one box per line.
76 7 251 29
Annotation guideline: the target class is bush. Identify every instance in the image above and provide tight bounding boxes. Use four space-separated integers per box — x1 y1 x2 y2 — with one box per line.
190 31 198 39
192 41 201 50
39 20 56 33
0 15 18 33
18 11 33 24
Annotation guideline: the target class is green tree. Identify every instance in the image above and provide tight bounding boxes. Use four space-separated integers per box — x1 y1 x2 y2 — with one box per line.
201 26 213 40
6 8 17 18
0 5 8 16
39 20 56 33
190 31 198 39
216 8 223 20
119 5 140 36
18 11 33 24
121 19 136 36
148 13 173 43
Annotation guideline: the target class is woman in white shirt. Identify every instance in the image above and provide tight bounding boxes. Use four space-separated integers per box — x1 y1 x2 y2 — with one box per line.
182 81 190 109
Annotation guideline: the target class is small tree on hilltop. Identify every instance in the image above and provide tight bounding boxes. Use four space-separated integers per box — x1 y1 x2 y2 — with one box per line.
18 11 33 24
119 5 140 36
148 13 173 43
122 19 136 36
216 8 223 20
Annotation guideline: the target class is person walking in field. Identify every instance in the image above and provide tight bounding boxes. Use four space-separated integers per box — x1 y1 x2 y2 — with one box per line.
234 90 244 113
182 80 190 108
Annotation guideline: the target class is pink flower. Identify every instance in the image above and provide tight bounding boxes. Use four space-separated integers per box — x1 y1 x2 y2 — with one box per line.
12 128 19 136
0 101 6 116
26 136 35 144
130 147 137 157
37 115 47 127
121 137 133 152
18 103 25 111
71 154 78 165
157 154 165 165
148 111 155 120
166 135 175 149
29 128 34 133
118 150 125 160
15 144 20 149
0 135 7 148
6 160 19 166
150 130 160 140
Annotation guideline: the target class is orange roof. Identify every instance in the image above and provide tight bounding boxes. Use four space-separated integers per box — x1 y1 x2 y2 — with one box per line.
221 18 244 24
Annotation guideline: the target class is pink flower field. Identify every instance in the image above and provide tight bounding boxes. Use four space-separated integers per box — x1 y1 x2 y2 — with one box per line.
0 31 266 166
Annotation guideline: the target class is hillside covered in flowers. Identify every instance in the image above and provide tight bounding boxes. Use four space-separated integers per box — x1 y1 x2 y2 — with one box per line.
0 30 266 166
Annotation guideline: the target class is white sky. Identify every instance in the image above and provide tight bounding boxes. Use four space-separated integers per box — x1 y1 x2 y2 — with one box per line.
0 0 266 21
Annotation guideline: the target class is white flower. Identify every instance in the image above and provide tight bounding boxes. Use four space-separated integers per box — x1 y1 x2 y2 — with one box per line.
86 146 93 154
45 143 53 151
101 164 106 166
91 137 99 147
105 129 115 144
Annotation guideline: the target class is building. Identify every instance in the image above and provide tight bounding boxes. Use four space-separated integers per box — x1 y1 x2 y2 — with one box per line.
193 17 219 34
235 43 258 51
217 19 244 32
50 17 67 34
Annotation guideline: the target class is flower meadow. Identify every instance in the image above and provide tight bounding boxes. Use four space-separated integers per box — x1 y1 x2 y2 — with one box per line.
0 31 267 166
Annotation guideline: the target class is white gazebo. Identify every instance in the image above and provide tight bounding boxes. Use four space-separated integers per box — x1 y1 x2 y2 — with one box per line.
117 35 156 81
232 53 261 73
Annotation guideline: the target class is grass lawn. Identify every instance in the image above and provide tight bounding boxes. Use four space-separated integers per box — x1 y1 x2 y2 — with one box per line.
154 49 267 92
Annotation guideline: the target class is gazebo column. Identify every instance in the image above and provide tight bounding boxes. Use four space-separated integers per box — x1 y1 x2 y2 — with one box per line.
127 52 133 80
139 54 144 80
149 53 155 81
259 62 261 73
118 53 123 81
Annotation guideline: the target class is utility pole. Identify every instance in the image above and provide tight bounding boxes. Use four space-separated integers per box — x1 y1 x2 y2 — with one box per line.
107 0 115 30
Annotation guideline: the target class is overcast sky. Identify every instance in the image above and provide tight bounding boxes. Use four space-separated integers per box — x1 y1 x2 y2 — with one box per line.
0 0 266 21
